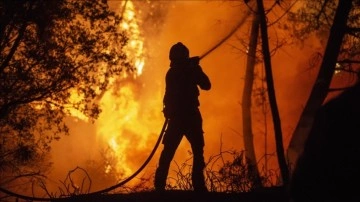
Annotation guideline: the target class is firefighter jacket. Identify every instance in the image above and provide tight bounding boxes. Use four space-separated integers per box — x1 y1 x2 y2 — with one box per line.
163 58 211 118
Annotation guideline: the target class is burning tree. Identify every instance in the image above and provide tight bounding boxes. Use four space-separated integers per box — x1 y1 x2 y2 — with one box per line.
0 0 133 191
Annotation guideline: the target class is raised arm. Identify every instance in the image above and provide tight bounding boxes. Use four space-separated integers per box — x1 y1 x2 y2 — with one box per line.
189 57 211 90
194 65 211 90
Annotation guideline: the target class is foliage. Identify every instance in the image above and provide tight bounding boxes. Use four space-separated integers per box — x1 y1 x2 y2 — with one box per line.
0 0 133 188
166 150 281 192
206 150 262 192
287 0 337 41
287 0 360 74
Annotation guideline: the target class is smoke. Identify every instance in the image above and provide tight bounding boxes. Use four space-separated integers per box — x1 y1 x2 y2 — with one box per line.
136 0 250 180
47 0 325 192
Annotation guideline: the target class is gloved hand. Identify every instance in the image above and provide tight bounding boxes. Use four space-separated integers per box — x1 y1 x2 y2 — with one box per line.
189 56 200 66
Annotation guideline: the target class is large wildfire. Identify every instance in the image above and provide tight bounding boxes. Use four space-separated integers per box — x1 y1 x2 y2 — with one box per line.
48 0 331 193
96 1 148 179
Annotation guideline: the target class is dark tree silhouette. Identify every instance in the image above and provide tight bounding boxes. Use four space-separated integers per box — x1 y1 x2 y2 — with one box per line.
256 0 289 186
287 0 358 170
0 0 132 188
241 4 262 187
290 78 360 201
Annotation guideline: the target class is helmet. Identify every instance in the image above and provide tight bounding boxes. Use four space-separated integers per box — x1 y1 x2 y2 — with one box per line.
169 42 189 61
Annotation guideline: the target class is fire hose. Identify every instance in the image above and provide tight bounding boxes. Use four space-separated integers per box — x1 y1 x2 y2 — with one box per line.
0 10 250 201
0 119 169 201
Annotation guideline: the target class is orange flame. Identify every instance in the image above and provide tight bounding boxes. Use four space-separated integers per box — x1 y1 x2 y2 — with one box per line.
94 1 157 180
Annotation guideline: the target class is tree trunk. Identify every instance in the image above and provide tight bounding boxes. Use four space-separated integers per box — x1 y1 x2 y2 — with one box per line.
242 10 261 186
287 0 353 171
256 0 289 186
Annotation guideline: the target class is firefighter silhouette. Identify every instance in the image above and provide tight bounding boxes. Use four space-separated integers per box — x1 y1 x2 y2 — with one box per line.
154 42 211 192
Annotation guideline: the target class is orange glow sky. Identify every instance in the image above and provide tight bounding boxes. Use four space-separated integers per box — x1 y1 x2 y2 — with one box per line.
47 0 332 192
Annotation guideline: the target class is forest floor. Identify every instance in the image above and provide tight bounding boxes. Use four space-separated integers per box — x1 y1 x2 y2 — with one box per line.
54 186 290 202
